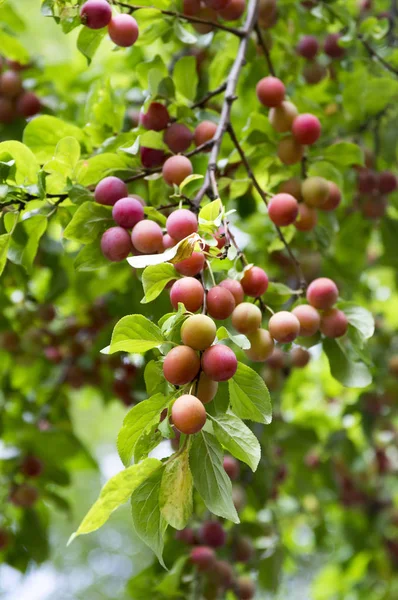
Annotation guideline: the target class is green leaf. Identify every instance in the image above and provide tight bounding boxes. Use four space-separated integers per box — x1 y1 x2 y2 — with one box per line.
131 466 168 568
323 338 372 388
141 263 178 304
0 29 29 64
156 556 188 597
77 26 106 64
43 137 81 178
117 393 169 466
69 458 161 542
321 142 363 168
160 446 193 530
190 431 239 523
339 302 375 346
210 411 260 471
173 56 198 102
8 215 47 272
229 362 272 424
179 174 203 192
108 314 164 355
75 154 130 187
63 201 112 244
266 282 297 306
216 326 250 350
74 240 109 271
0 233 10 276
199 199 222 224
0 141 39 184
23 116 84 163
144 360 166 396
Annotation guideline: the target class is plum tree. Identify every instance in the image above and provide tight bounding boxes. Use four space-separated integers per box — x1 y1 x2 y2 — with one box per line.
292 113 321 145
112 197 144 228
200 521 226 548
219 279 244 304
108 14 139 47
206 286 236 320
20 456 44 478
16 91 41 117
190 546 216 570
297 35 319 60
219 0 246 21
245 328 274 362
291 347 311 367
277 135 304 165
170 278 204 312
194 120 217 147
223 455 240 480
357 169 378 193
80 0 112 29
294 203 318 231
320 308 348 338
181 314 216 350
95 176 128 206
164 123 193 153
171 394 206 434
321 181 342 211
196 372 218 404
256 76 285 107
131 220 163 254
306 277 339 309
241 266 269 297
302 176 330 207
292 304 320 336
166 209 198 241
232 302 262 334
140 102 169 131
183 0 201 16
202 344 237 381
163 346 200 385
101 227 132 261
175 252 205 276
324 33 345 58
269 311 300 343
268 193 299 226
269 101 298 133
162 156 193 186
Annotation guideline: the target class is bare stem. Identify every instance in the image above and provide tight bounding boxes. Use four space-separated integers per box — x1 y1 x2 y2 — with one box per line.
254 23 276 76
191 82 227 109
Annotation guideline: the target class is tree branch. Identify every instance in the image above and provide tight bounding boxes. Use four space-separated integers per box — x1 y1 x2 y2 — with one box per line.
191 82 227 109
254 23 276 76
358 34 398 76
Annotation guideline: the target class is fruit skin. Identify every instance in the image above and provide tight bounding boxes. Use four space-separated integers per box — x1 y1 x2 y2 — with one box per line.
16 92 41 118
190 546 216 570
0 71 23 98
388 356 398 377
207 286 236 320
112 197 144 228
241 266 269 297
358 169 378 194
321 181 341 211
324 33 345 59
202 344 238 382
183 0 201 16
268 193 299 226
219 0 246 21
95 176 128 206
163 234 177 249
291 347 311 367
181 314 216 351
236 576 256 600
196 372 218 404
292 113 321 145
166 209 198 241
140 147 165 168
292 304 320 336
164 123 193 153
162 156 193 186
140 102 169 131
200 521 226 548
320 308 348 338
256 76 285 107
175 252 205 276
20 456 44 478
279 178 302 200
234 536 254 562
170 277 204 312
277 136 304 165
267 348 285 369
80 0 112 29
0 97 16 123
193 7 218 33
297 35 319 60
378 171 397 194
269 311 300 343
269 101 298 133
245 328 274 362
163 346 200 386
219 279 244 305
302 176 330 207
175 528 196 544
9 484 39 508
258 0 277 28
172 394 206 434
223 455 240 480
101 227 132 261
306 277 339 310
232 302 262 334
294 203 318 231
108 14 139 47
194 121 217 148
303 61 326 85
131 220 163 254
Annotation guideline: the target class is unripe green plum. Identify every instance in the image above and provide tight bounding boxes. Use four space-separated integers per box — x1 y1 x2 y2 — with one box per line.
196 372 218 404
292 304 320 336
256 76 285 107
291 347 311 367
175 252 205 276
245 328 274 361
269 311 300 343
241 266 269 297
163 346 200 385
269 101 298 133
306 277 338 309
207 286 236 320
202 344 237 381
164 123 193 153
194 120 217 148
108 14 139 47
268 193 299 226
170 278 204 312
219 279 244 304
181 314 216 350
294 203 318 231
232 302 262 334
131 220 163 254
172 394 206 434
320 308 348 338
166 209 198 241
302 176 330 207
277 136 304 165
163 156 193 186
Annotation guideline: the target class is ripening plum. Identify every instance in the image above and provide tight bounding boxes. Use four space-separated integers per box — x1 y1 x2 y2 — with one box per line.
321 181 341 211
268 193 299 226
190 546 216 570
9 484 39 508
245 328 274 361
324 33 345 58
163 234 177 249
202 344 237 381
277 136 304 165
279 178 302 200
205 0 230 10
303 61 326 85
241 266 269 297
108 14 139 47
95 176 128 206
362 197 387 220
194 120 217 148
232 302 262 334
292 113 321 145
164 123 193 153
80 0 112 29
306 277 338 309
131 220 163 254
193 7 218 33
223 455 240 480
181 314 216 351
0 71 23 98
234 536 254 562
269 311 300 343
183 0 201 14
140 147 165 168
0 528 10 551
140 102 169 131
292 304 320 336
291 347 311 367
388 356 398 377
176 528 196 544
162 155 193 186
232 484 247 512
294 203 318 231
267 347 285 369
320 308 348 338
175 252 205 276
219 0 246 21
20 456 44 478
0 98 16 123
256 76 285 107
172 394 206 434
269 101 298 133
170 277 204 312
219 279 244 305
200 521 226 548
163 346 200 385
101 227 132 261
236 576 256 600
302 176 330 207
357 169 378 194
16 92 41 118
378 171 397 194
112 197 144 228
258 0 277 28
297 35 319 60
196 372 218 404
166 209 198 241
213 560 235 589
207 286 236 320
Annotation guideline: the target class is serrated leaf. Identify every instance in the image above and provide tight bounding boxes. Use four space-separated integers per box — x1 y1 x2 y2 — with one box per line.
160 446 193 530
210 411 260 471
229 362 272 424
141 263 178 303
108 314 164 354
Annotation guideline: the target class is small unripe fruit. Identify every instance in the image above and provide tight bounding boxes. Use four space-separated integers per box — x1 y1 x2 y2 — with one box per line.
181 314 216 351
170 278 204 312
292 304 320 336
291 347 311 367
294 203 318 231
236 576 256 600
207 286 236 320
194 121 217 148
219 279 244 305
320 308 348 338
321 181 341 211
164 123 193 153
101 227 132 261
196 372 218 404
200 521 226 548
306 278 339 310
223 455 240 480
303 61 326 85
245 328 274 361
16 92 41 118
108 14 139 47
324 33 345 59
163 346 200 386
175 252 205 276
140 102 169 131
292 113 321 145
162 156 193 186
232 302 262 334
268 193 299 227
190 546 216 570
112 197 144 228
140 147 165 168
269 101 298 133
218 0 246 21
378 171 397 194
20 456 43 478
95 176 128 206
302 177 330 207
256 76 285 107
269 311 300 343
258 0 277 28
234 536 254 562
241 266 269 297
279 178 302 200
277 136 304 165
297 35 319 60
131 220 163 254
172 394 206 434
80 0 112 29
166 209 198 242
202 345 237 381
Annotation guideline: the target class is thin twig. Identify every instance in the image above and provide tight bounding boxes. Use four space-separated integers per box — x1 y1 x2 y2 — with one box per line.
358 34 398 75
254 23 276 76
191 83 227 109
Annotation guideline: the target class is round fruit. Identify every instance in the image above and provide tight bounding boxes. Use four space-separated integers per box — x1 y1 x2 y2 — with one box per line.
297 35 319 60
10 484 39 508
181 314 216 351
164 123 193 153
163 234 177 249
163 346 200 385
202 345 238 381
321 181 341 211
378 171 397 194
131 220 163 254
269 101 299 133
267 348 285 369
175 527 196 544
232 302 262 334
108 14 139 47
0 97 16 124
241 266 269 297
207 286 236 320
190 546 216 570
223 455 240 480
303 61 326 85
292 304 320 336
291 347 311 367
358 169 378 194
268 193 299 226
0 71 23 98
256 76 285 107
200 521 226 548
101 227 132 261
219 0 246 21
183 0 201 15
277 136 304 165
95 176 128 206
279 178 302 200
294 203 318 231
219 279 244 304
236 576 256 600
194 121 217 148
162 156 193 186
292 113 321 145
324 33 345 59
112 197 144 228
20 456 43 478
234 536 254 562
166 209 198 241
140 147 165 168
170 278 204 312
302 176 330 207
172 394 206 434
175 252 205 276
269 311 300 343
196 372 218 404
306 277 339 309
258 0 277 27
320 308 348 338
80 0 112 29
193 7 218 33
16 92 41 118
245 328 274 361
140 102 169 131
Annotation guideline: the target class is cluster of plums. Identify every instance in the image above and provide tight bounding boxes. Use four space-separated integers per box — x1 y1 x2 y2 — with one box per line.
256 75 322 165
0 58 41 124
80 0 139 47
355 163 397 220
297 32 345 85
183 0 247 30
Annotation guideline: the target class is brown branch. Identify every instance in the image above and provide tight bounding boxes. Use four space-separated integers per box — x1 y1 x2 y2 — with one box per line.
191 82 227 109
358 34 398 75
254 23 276 76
